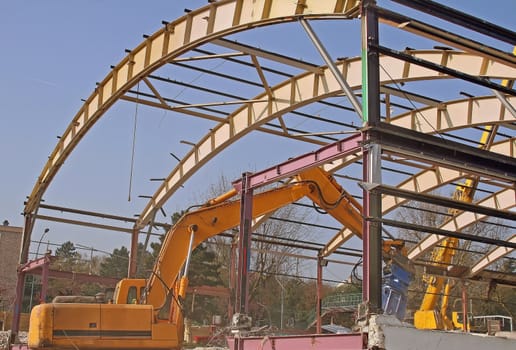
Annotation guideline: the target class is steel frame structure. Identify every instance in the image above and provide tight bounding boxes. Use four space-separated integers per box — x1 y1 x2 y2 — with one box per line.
15 0 516 347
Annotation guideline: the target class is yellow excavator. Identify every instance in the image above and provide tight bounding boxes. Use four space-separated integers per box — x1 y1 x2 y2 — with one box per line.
27 166 406 349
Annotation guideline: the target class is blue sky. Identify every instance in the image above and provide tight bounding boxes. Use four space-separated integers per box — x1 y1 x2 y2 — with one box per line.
0 1 514 262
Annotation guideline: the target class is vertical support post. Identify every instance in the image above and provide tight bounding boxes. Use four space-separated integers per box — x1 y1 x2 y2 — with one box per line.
20 214 34 264
11 270 25 338
235 172 253 315
128 226 139 278
316 256 324 334
229 235 237 321
361 0 380 126
362 143 383 312
40 254 50 303
461 283 469 332
361 0 383 315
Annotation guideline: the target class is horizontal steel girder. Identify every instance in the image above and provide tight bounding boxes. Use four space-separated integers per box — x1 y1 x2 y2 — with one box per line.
362 182 515 221
368 123 516 183
390 0 516 44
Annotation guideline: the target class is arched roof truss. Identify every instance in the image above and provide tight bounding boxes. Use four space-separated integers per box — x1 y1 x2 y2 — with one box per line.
22 0 515 284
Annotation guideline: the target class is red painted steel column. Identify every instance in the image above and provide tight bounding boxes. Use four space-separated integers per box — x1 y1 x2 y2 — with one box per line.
20 214 34 264
228 235 237 322
11 270 25 337
316 257 324 333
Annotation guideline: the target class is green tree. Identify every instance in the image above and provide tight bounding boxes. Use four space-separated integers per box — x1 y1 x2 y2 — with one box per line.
100 246 130 279
47 241 103 299
54 241 81 271
184 243 226 324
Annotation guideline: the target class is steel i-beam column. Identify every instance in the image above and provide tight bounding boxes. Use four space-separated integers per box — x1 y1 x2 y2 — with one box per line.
360 0 383 316
236 172 253 315
11 270 25 339
229 235 238 321
233 172 253 350
20 214 34 264
316 256 324 334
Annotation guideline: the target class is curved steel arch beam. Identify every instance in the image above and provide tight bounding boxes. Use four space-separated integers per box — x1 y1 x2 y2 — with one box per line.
23 0 516 263
320 137 514 257
24 0 362 217
469 234 516 277
21 0 364 261
322 183 515 258
138 55 516 228
381 138 515 212
407 187 515 260
390 95 516 133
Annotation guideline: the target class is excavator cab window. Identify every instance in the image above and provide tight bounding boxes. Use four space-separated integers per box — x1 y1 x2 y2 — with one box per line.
140 286 146 303
127 286 138 304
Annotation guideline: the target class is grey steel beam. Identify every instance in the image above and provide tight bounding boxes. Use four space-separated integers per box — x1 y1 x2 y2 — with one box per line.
360 0 383 315
370 123 516 183
376 45 516 96
492 89 516 119
378 7 516 68
299 18 363 120
361 183 516 221
376 218 516 250
390 0 516 45
212 38 321 74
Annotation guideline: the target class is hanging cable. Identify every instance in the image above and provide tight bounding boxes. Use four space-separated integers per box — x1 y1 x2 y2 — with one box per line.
128 82 140 201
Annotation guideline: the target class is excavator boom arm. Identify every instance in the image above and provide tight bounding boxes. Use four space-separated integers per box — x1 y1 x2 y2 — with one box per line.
145 167 360 310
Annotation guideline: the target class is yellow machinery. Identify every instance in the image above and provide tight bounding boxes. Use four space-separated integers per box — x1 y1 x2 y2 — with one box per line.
413 180 472 330
414 129 493 330
413 46 514 330
28 166 395 350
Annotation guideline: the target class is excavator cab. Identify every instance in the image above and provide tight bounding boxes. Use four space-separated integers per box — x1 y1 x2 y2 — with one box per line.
112 278 146 304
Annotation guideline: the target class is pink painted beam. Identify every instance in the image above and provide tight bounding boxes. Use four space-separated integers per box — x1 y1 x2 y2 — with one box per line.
232 133 362 192
227 333 365 350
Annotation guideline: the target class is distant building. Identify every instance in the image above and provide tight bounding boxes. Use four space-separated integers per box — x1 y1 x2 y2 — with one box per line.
0 223 22 329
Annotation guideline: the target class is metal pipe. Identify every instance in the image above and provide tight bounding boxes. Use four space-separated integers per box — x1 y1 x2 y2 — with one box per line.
492 89 516 119
299 18 363 119
183 224 198 277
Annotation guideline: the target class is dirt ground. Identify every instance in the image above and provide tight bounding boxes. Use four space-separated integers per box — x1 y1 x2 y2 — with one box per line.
0 331 27 350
